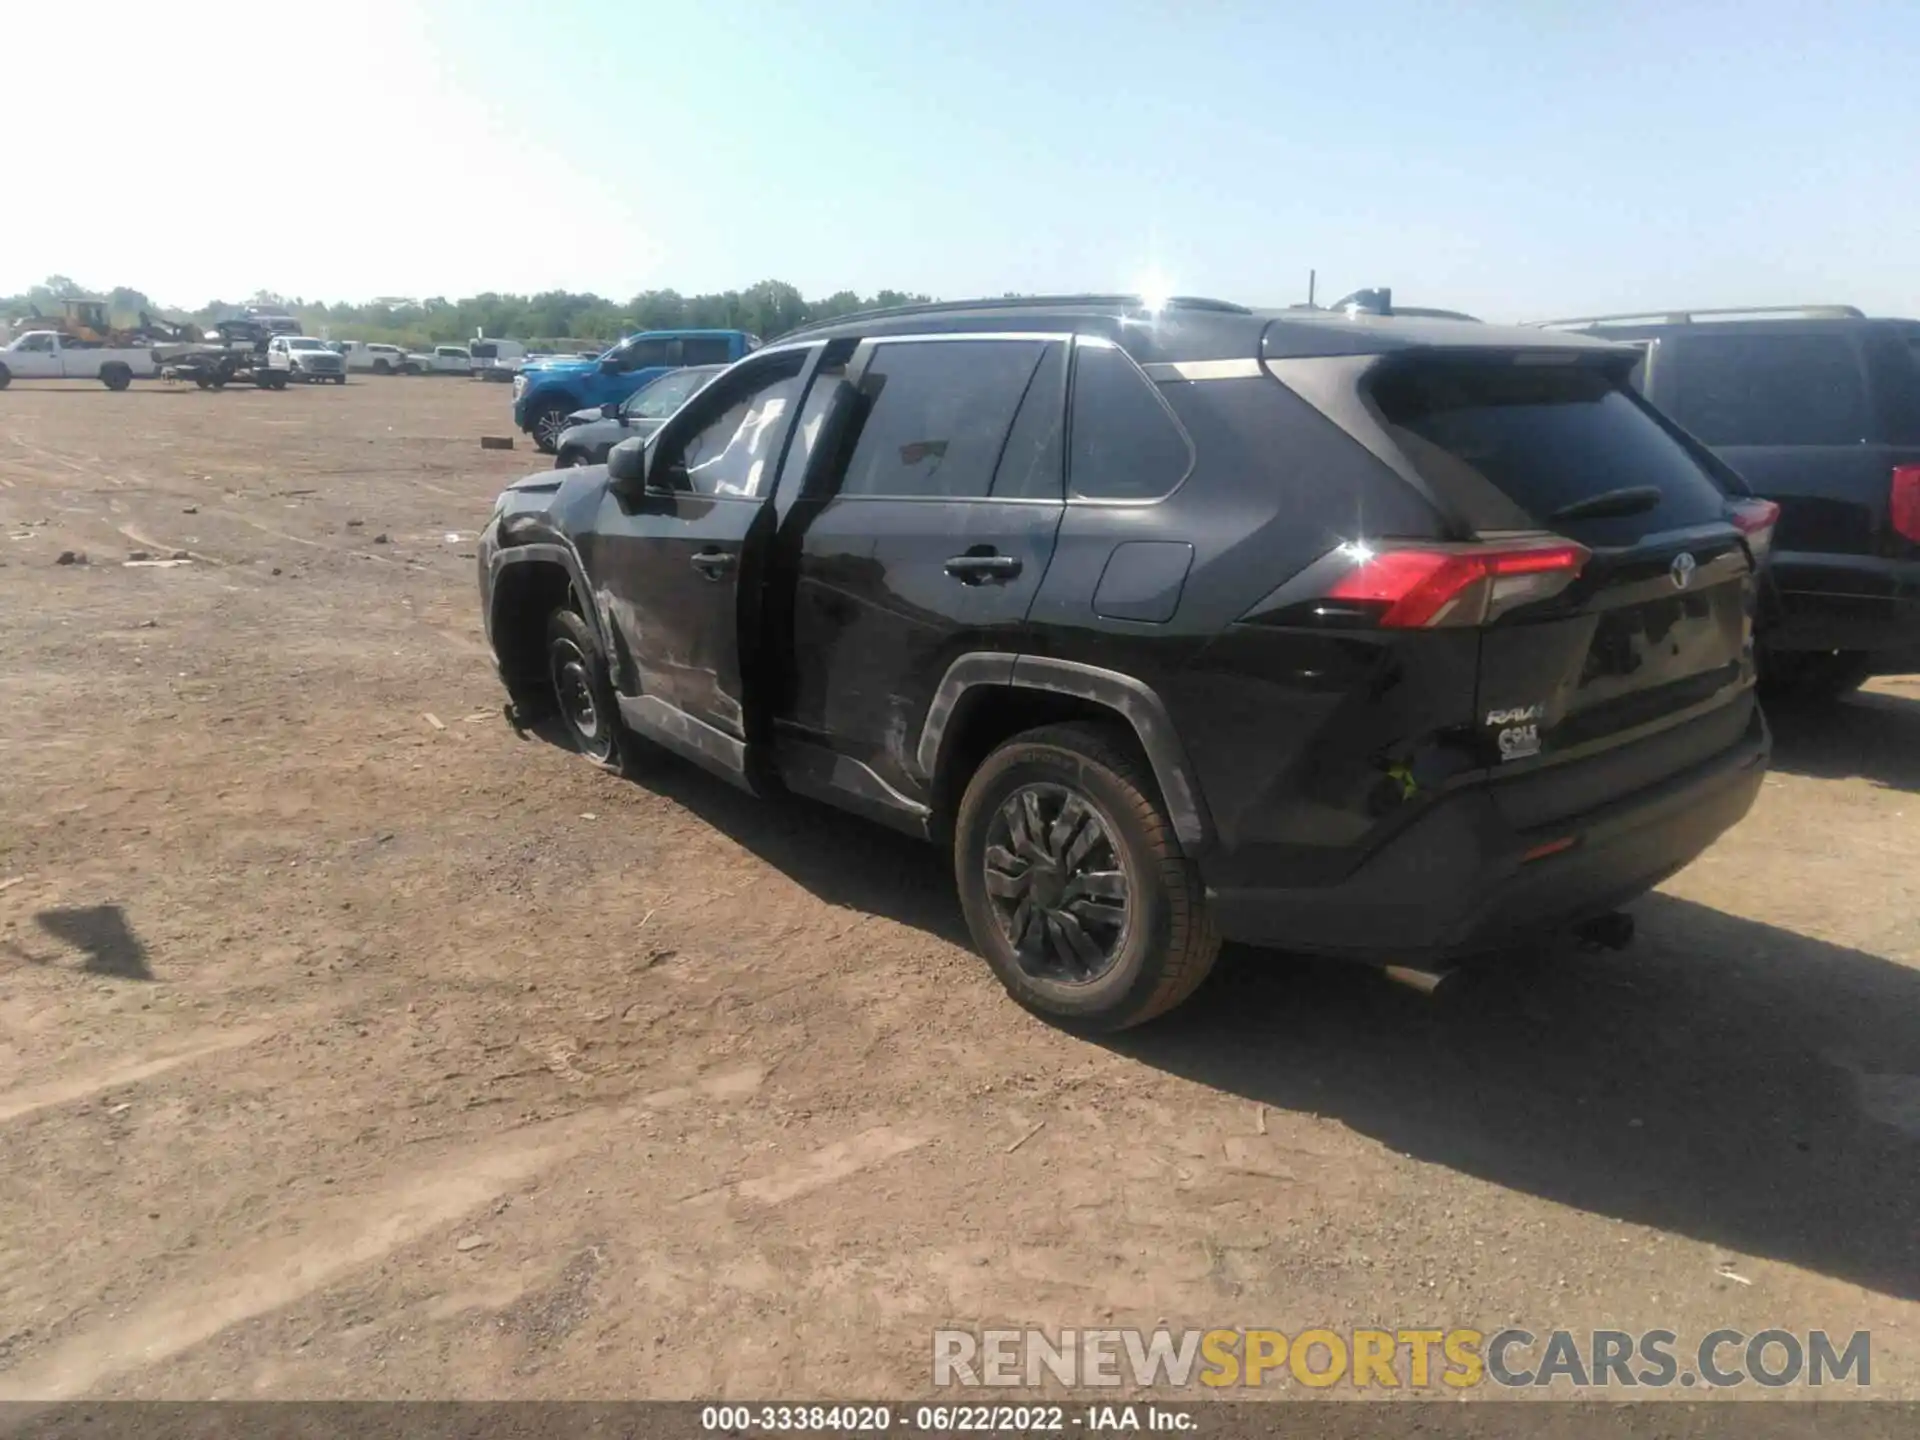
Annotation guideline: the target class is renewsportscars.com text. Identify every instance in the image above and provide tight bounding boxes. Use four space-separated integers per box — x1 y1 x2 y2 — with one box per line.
932 1327 1872 1390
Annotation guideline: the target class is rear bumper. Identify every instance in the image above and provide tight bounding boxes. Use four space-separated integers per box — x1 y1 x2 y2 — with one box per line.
1205 710 1769 961
1763 552 1920 664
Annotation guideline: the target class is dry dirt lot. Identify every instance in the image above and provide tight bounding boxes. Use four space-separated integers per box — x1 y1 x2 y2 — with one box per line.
2 376 1920 1403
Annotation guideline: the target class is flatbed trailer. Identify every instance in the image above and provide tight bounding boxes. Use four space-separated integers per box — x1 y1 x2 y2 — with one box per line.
153 320 288 390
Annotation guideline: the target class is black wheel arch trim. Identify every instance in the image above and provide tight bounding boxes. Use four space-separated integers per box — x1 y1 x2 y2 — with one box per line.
487 542 610 660
916 652 1213 852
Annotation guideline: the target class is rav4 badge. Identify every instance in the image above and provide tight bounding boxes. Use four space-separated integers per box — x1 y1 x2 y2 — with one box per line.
1486 704 1545 763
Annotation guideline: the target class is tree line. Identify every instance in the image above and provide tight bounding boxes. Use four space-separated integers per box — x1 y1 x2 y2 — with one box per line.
1 276 933 350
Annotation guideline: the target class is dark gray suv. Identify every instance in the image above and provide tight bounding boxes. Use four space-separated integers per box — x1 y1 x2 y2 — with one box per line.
479 294 1769 1030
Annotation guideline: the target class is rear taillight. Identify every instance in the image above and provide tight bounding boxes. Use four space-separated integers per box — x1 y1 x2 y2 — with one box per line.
1892 466 1920 545
1324 540 1590 628
1728 497 1781 564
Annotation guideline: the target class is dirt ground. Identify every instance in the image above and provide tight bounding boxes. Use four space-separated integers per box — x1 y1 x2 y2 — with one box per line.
2 375 1919 1403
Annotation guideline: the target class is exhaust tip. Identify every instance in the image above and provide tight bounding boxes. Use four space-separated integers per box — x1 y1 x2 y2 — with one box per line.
1383 964 1455 996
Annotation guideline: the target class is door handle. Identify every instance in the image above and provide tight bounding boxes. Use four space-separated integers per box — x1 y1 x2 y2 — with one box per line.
690 549 735 580
943 553 1022 582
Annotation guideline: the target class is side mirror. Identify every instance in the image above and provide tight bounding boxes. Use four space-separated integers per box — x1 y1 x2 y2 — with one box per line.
607 436 651 494
599 357 621 375
600 402 620 420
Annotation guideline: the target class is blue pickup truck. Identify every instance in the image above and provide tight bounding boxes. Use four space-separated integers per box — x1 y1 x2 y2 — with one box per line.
512 329 760 452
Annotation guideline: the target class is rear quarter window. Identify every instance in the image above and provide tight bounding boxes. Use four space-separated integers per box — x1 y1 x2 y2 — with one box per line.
1369 356 1731 547
1068 339 1193 501
1665 332 1873 446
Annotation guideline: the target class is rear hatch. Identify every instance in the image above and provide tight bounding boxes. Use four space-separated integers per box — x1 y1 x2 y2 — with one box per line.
1362 349 1762 830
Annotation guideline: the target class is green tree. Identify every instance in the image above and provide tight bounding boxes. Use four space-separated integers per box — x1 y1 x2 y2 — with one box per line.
3 277 940 345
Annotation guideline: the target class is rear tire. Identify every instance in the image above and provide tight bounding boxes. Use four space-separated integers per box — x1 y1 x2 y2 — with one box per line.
954 722 1219 1032
1758 648 1872 703
546 608 625 770
100 363 132 391
0 363 11 390
373 360 392 375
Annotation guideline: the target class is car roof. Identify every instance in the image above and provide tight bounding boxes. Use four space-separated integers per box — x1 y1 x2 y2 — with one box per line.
1547 315 1918 343
778 294 1624 364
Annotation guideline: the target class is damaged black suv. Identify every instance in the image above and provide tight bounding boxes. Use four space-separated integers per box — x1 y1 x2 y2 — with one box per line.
477 294 1772 1030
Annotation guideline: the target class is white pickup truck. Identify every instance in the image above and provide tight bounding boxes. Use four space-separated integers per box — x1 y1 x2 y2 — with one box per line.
403 345 473 376
0 331 157 390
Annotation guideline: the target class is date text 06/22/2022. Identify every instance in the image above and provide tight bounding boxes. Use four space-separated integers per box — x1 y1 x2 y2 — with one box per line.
700 1405 1194 1432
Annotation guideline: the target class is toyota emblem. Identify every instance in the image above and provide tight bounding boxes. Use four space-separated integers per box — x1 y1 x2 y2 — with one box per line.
1670 552 1697 590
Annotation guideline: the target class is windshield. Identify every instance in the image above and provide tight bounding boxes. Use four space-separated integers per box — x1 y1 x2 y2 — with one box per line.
624 366 722 419
287 338 325 351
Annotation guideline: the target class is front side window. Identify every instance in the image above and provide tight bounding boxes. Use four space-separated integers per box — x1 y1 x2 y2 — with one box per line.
20 334 55 353
838 339 1047 500
662 357 808 499
615 338 675 371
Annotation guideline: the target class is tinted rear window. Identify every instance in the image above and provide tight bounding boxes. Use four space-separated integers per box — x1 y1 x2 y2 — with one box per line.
1666 333 1872 446
1371 358 1729 544
681 336 737 365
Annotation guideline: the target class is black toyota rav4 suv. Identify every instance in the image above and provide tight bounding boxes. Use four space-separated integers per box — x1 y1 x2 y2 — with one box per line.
1544 306 1920 699
477 294 1772 1030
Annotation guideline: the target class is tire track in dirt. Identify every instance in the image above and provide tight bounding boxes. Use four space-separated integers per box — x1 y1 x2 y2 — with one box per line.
0 1064 770 1400
0 1026 274 1126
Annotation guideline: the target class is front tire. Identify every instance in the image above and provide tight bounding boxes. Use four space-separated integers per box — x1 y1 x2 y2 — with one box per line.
954 722 1219 1032
0 363 11 390
546 609 625 769
529 401 573 455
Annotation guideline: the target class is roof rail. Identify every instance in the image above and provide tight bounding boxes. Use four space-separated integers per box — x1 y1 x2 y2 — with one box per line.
1528 304 1866 329
778 292 1251 340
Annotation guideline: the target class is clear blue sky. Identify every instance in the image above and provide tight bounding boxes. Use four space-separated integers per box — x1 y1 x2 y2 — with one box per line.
10 0 1918 320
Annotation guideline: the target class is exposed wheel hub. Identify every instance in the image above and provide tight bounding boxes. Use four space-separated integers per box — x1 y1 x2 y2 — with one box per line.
550 641 604 752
